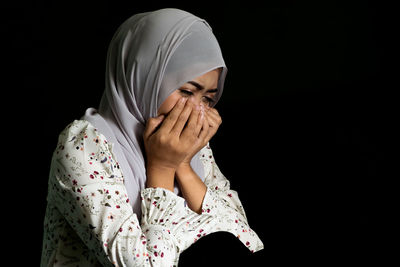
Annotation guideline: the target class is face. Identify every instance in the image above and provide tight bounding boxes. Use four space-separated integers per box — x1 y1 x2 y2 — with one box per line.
157 68 221 116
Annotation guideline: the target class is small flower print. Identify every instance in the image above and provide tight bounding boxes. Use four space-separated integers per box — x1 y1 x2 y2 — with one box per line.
42 120 263 266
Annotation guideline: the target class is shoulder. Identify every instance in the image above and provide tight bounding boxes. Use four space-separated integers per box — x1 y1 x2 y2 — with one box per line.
51 119 123 185
56 119 97 146
55 119 110 153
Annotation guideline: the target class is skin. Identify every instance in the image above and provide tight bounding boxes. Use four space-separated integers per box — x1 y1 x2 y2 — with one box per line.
157 68 221 117
143 68 223 214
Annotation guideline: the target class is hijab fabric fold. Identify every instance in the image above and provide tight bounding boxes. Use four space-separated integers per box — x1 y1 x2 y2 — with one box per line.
81 8 227 219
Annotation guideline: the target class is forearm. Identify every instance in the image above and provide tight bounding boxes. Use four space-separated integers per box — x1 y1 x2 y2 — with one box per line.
175 164 207 214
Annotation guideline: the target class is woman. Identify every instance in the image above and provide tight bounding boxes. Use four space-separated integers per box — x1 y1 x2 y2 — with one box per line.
41 8 264 266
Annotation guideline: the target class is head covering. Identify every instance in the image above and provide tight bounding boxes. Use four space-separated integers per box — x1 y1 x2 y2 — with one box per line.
81 8 227 219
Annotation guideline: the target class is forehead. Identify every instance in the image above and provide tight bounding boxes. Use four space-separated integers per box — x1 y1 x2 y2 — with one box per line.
191 69 220 87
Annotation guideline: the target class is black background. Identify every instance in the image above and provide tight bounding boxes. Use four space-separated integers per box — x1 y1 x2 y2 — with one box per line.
3 0 396 265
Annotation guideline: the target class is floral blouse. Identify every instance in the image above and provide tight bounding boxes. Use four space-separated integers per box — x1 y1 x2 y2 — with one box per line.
41 119 264 266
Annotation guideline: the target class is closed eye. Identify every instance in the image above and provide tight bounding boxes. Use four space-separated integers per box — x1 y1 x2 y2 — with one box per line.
179 89 215 105
204 96 215 105
179 89 193 96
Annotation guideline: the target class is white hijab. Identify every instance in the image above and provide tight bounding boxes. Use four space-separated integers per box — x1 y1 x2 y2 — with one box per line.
81 8 227 218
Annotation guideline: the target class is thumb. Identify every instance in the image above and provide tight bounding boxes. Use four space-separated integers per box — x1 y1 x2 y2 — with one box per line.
143 114 165 140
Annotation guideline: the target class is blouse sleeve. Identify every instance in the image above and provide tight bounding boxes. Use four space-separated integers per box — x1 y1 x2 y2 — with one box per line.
47 120 216 266
152 143 264 254
195 143 265 253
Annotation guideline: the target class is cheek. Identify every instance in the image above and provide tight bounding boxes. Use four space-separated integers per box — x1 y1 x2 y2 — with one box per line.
157 92 181 116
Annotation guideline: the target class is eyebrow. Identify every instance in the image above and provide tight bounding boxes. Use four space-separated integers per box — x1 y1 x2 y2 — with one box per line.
187 81 218 93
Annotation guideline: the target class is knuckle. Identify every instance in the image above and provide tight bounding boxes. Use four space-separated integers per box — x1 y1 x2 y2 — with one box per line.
146 118 155 127
165 136 172 144
158 134 167 144
167 137 177 147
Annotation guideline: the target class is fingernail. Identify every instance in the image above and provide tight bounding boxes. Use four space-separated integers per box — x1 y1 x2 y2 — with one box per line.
180 98 187 104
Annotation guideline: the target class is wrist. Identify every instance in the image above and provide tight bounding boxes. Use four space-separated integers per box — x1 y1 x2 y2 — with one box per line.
147 163 176 174
176 163 194 180
146 164 176 192
178 162 192 170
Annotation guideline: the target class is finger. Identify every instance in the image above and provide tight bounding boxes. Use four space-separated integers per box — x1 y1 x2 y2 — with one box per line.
195 107 205 137
189 106 205 138
205 111 218 127
203 112 220 141
170 101 194 135
206 108 221 120
208 107 220 115
199 114 209 141
160 98 188 132
181 105 201 136
205 106 219 115
206 109 222 126
205 122 217 142
143 114 165 140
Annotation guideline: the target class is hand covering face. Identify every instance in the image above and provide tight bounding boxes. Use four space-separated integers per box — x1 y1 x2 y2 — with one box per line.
81 8 227 217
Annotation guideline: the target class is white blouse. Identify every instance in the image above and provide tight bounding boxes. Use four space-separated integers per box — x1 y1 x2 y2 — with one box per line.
41 119 264 266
